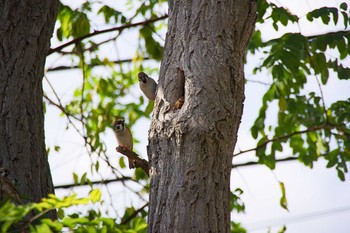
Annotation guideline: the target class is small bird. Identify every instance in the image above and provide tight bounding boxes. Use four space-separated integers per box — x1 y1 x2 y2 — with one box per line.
113 119 134 168
138 72 157 101
174 96 184 110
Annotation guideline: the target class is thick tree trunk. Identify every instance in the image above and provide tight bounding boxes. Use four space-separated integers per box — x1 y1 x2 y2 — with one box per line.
148 1 256 232
0 0 58 212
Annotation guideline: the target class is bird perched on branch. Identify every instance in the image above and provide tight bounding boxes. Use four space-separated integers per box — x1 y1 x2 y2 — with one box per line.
138 72 157 101
113 119 134 168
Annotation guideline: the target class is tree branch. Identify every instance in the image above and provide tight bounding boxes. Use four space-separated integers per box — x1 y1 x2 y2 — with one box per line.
54 176 134 189
116 146 149 176
46 57 150 72
48 15 168 55
306 30 350 41
53 157 300 190
233 123 327 157
232 157 298 168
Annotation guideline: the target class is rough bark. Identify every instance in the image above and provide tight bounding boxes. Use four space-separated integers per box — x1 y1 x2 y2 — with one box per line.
0 0 58 213
148 1 256 232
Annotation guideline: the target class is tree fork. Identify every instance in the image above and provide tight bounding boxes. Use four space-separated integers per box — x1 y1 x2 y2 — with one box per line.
148 0 256 232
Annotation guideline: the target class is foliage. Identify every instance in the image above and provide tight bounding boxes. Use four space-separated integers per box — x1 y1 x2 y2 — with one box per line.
249 0 350 181
0 190 147 233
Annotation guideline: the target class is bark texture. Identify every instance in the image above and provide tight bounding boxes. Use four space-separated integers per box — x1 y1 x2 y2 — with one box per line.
148 1 256 232
0 0 58 210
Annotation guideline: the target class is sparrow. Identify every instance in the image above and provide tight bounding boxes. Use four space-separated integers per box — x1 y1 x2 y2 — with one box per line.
138 72 157 101
0 167 20 203
174 96 184 110
113 119 134 168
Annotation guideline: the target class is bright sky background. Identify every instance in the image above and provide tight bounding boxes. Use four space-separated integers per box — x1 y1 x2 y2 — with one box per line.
44 0 350 232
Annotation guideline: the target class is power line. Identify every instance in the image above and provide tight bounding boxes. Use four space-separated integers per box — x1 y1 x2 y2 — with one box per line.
245 205 350 231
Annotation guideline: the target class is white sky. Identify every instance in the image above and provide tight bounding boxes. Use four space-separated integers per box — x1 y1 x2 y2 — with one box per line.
44 0 350 232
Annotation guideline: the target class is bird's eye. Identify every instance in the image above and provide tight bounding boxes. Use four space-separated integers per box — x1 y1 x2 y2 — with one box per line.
114 123 123 131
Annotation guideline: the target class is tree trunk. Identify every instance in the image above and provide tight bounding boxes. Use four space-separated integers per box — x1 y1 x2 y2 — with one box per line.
0 0 58 213
148 1 256 232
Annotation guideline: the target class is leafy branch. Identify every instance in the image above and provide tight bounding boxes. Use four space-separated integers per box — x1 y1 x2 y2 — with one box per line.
121 203 148 225
49 14 168 55
234 122 327 157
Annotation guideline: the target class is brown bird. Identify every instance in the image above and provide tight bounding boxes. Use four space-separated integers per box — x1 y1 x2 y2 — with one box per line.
174 96 184 110
113 119 134 168
138 72 157 101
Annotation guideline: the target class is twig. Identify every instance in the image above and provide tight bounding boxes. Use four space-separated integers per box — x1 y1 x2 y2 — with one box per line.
54 176 134 189
245 78 271 86
233 123 327 157
232 157 297 168
116 146 149 176
48 15 168 55
121 203 148 225
55 36 119 55
46 57 150 72
43 94 80 121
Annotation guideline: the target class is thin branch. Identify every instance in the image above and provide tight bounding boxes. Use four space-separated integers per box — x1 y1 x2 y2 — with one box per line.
54 176 134 189
48 15 168 55
43 95 80 121
43 76 84 137
303 42 329 120
232 157 298 168
47 57 151 72
53 157 300 190
57 36 120 56
77 43 86 123
245 78 271 86
116 146 149 176
233 123 327 157
121 203 148 225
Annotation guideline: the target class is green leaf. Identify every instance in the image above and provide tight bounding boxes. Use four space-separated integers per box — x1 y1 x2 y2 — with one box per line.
134 167 148 181
54 146 60 152
89 189 102 203
256 0 269 23
80 172 87 185
337 169 345 181
98 5 122 23
73 173 79 184
340 2 348 10
57 208 65 220
40 219 63 232
139 27 163 60
119 156 126 168
95 161 100 172
279 181 288 211
72 13 90 37
231 221 247 233
278 225 287 233
31 223 53 233
230 188 245 213
341 11 349 28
